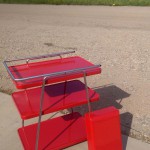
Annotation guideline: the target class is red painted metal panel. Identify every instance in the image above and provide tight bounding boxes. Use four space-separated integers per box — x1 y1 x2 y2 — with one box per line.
9 56 101 89
12 80 99 120
18 112 86 150
85 107 122 150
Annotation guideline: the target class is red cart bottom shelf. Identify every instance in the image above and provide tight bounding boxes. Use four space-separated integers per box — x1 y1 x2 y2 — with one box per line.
18 112 86 150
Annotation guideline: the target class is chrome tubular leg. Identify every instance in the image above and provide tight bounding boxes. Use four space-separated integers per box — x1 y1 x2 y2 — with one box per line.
83 72 92 113
35 77 47 150
59 55 62 59
26 59 30 64
22 120 24 127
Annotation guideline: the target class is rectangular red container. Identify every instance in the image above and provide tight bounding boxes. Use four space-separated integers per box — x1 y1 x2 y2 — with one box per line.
85 106 122 150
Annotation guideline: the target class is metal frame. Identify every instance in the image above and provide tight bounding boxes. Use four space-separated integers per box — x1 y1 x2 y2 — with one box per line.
34 66 101 150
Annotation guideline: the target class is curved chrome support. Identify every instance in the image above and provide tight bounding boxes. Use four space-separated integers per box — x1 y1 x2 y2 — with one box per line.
83 71 91 113
35 76 47 150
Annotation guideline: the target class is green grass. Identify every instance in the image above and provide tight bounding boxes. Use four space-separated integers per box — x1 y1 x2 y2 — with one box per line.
0 0 150 6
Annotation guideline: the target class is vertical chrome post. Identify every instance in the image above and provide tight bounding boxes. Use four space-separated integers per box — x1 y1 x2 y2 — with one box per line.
22 120 24 127
35 77 47 150
59 55 62 59
83 71 92 113
26 59 30 64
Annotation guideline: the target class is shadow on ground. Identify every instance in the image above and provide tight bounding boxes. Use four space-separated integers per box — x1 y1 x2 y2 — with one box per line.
121 112 133 150
93 84 130 109
73 84 130 114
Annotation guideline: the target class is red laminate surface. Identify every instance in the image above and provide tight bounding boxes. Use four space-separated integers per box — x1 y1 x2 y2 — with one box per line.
85 107 122 150
18 112 86 150
12 80 99 120
9 56 101 89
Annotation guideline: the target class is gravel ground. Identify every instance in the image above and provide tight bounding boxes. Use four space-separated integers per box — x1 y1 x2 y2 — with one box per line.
0 4 150 143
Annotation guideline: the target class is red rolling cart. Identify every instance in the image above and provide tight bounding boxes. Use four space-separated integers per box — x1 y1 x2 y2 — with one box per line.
3 50 101 150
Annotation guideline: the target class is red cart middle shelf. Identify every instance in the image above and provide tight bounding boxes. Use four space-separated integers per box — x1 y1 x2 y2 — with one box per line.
12 80 99 120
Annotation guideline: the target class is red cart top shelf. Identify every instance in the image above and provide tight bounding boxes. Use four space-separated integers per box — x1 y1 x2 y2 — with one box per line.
7 56 101 89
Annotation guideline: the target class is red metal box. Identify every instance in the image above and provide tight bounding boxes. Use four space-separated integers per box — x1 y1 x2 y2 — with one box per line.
85 106 122 150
